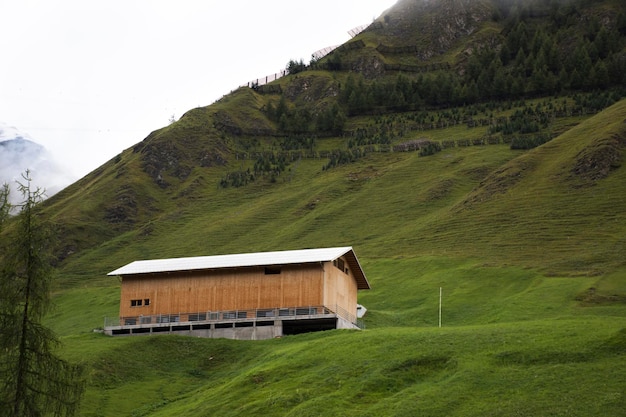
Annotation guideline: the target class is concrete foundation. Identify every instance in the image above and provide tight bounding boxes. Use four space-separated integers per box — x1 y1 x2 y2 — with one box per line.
104 314 360 340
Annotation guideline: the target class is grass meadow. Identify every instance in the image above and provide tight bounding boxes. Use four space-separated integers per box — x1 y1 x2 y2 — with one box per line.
48 256 626 416
39 99 626 416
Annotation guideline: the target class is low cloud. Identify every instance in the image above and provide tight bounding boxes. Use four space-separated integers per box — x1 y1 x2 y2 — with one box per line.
0 123 74 205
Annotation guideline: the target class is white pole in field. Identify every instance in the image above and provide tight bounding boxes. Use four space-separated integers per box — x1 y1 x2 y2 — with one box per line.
438 287 442 328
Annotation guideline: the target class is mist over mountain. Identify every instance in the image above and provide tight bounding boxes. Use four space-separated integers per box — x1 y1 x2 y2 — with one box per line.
0 123 74 203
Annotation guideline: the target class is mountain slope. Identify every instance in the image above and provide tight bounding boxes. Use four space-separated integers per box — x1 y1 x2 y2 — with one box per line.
409 99 626 274
43 98 625 289
35 0 626 277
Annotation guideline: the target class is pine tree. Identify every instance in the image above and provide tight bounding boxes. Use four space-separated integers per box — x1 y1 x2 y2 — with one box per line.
593 60 610 89
557 67 570 91
0 183 9 231
573 44 593 79
0 172 84 417
499 42 512 65
275 95 288 122
463 80 480 103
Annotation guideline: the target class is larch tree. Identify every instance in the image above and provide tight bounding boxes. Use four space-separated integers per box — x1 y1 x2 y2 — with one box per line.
0 183 9 230
0 172 84 417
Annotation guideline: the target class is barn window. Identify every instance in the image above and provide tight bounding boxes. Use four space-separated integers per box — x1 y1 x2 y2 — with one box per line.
130 299 143 307
144 299 150 306
334 259 345 272
265 267 281 275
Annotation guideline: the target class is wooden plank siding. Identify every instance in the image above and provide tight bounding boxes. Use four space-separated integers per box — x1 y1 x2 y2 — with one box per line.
323 256 358 317
118 263 332 318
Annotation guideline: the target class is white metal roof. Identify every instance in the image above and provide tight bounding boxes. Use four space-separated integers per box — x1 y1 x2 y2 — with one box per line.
112 245 341 271
108 246 370 289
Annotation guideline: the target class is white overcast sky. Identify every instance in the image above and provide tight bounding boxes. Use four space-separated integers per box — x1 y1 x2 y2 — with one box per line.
1 0 397 187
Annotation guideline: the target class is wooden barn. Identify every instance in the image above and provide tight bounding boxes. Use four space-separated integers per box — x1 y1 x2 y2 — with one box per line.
104 247 370 340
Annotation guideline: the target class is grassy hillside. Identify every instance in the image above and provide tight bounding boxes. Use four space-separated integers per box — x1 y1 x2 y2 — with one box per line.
36 0 626 276
2 0 624 415
407 98 626 275
37 100 626 416
48 98 626 287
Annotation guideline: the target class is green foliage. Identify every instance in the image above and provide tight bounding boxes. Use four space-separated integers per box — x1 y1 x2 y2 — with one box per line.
392 139 442 156
254 153 288 178
418 141 442 156
323 148 367 170
509 133 552 150
331 2 625 116
280 136 316 151
315 103 346 134
573 89 624 112
279 107 312 133
0 183 9 231
0 173 84 417
286 59 306 75
348 124 392 148
219 170 255 188
488 110 542 135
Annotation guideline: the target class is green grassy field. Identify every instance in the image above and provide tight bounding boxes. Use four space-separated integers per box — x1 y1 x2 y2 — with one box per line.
50 256 626 416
